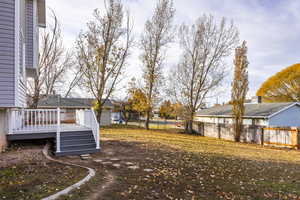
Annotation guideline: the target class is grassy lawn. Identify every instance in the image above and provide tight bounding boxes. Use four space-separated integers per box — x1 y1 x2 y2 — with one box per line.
103 125 300 163
95 125 300 199
0 144 87 200
3 126 300 199
128 121 181 130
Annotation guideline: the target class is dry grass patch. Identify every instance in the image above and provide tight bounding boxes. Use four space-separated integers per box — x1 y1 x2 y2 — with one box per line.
102 125 300 164
93 125 300 199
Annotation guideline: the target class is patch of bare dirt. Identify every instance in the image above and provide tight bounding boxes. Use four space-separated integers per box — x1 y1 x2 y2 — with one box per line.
0 144 46 168
0 143 87 200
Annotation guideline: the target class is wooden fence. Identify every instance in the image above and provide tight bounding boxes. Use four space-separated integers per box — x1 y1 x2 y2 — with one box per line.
193 122 300 149
263 127 299 149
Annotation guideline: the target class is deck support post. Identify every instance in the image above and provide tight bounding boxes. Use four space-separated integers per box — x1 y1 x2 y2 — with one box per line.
56 108 61 153
7 109 13 135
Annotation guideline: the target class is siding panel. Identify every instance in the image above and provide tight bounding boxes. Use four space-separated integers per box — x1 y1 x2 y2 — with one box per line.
0 0 15 107
269 105 300 127
0 19 14 26
0 37 14 43
0 28 14 35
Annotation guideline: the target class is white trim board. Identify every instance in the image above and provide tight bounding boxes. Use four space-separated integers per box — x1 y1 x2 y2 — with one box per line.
14 0 20 107
33 0 38 69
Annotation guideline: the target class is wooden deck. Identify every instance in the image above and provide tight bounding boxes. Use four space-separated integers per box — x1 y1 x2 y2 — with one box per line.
7 124 91 141
7 108 100 156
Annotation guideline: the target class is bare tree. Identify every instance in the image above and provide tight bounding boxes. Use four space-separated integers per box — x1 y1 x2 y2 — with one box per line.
76 0 133 122
168 15 239 133
140 0 175 129
27 11 73 108
231 41 249 142
63 64 84 97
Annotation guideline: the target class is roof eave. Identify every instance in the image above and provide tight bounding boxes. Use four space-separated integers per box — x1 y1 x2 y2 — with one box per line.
196 114 268 119
267 102 300 119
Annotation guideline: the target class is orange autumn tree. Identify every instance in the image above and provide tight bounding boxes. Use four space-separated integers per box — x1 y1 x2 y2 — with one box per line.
159 100 174 119
257 63 300 102
128 88 149 117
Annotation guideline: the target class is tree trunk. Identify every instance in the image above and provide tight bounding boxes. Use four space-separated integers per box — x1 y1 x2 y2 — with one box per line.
186 111 194 134
145 110 150 130
30 79 40 108
234 117 242 142
31 94 39 109
184 120 189 132
187 120 193 134
97 108 102 125
97 100 102 125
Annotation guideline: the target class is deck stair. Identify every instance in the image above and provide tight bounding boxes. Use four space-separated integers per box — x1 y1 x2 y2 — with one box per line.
55 130 100 156
8 108 100 156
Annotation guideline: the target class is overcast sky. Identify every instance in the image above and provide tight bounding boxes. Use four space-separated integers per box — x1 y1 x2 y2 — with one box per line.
47 0 300 104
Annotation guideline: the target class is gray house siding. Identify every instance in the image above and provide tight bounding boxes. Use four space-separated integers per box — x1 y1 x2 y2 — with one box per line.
269 105 300 127
25 0 33 68
0 0 15 106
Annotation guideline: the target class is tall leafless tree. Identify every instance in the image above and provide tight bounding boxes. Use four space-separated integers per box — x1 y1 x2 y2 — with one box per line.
76 0 133 122
27 11 73 108
168 15 239 133
63 63 84 97
231 41 249 142
140 0 175 129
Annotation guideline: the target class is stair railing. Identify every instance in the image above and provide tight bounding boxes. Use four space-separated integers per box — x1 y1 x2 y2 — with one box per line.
75 109 100 149
90 109 100 149
56 108 61 153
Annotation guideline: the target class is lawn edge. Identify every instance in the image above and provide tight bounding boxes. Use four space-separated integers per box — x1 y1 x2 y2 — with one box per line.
41 143 96 200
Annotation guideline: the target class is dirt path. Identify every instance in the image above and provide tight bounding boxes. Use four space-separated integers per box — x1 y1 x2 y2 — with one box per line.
87 172 115 200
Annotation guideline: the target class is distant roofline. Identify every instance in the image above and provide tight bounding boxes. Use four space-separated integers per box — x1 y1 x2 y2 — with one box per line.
196 114 267 119
196 102 300 118
37 95 114 108
268 102 300 118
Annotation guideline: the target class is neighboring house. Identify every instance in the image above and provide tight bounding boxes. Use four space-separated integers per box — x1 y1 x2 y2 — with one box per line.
195 100 300 147
110 100 140 123
196 102 300 127
0 1 100 156
37 95 113 126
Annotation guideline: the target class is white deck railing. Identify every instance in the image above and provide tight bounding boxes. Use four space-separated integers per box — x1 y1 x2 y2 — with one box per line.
75 109 100 149
8 108 60 133
8 108 62 152
8 108 100 152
